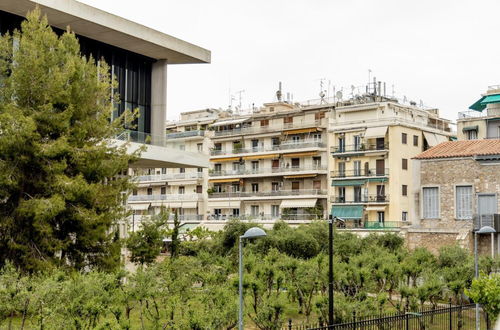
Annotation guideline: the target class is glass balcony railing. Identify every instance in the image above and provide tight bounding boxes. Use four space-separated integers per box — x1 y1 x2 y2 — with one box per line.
331 168 389 178
332 194 389 203
331 143 389 154
363 221 405 229
128 194 202 202
165 130 205 139
115 129 186 150
210 165 327 177
209 189 327 198
133 172 203 182
214 120 325 137
211 141 326 156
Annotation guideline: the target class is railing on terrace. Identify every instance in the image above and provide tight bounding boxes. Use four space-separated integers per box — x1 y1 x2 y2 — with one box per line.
336 220 406 229
133 172 203 182
131 214 204 222
128 194 202 202
331 143 389 154
115 129 185 149
458 110 488 119
210 165 327 177
331 168 389 178
332 194 390 203
213 120 325 137
206 214 322 221
209 189 327 198
165 130 205 139
211 141 326 156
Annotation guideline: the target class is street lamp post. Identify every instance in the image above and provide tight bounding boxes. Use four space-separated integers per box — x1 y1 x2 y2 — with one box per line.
239 227 267 330
473 225 496 330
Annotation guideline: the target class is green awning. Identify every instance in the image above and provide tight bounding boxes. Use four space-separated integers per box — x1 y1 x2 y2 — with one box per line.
367 177 387 182
469 96 486 111
331 205 363 219
332 179 366 186
450 136 457 141
462 125 478 132
469 94 500 111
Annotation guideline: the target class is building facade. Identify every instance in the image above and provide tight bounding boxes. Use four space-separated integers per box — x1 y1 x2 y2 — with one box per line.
410 140 500 255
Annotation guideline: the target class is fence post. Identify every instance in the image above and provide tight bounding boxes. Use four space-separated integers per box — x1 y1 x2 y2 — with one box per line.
319 317 324 327
449 300 452 330
288 318 292 330
405 313 409 330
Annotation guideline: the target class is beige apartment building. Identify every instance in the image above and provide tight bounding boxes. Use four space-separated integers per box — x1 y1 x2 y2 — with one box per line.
329 94 453 230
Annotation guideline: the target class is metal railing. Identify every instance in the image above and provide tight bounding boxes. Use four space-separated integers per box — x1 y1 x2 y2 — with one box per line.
114 129 185 150
332 194 389 203
206 214 322 221
165 130 205 139
331 143 389 154
213 120 325 137
209 189 327 198
128 194 202 202
363 221 405 229
133 172 203 182
211 141 326 156
210 165 327 177
331 168 389 178
473 213 499 231
131 214 203 222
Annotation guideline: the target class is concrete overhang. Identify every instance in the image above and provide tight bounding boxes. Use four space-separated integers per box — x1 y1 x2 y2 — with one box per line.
0 0 211 64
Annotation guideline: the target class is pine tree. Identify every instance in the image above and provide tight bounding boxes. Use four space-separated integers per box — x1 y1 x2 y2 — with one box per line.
0 9 138 272
170 210 180 258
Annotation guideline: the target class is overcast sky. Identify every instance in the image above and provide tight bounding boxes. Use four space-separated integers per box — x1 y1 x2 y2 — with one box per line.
78 0 500 122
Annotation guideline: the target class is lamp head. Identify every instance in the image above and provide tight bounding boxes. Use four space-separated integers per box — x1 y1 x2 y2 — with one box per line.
477 226 496 234
241 227 267 239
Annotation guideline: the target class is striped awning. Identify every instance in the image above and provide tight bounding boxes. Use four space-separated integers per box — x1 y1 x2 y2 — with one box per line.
284 174 317 179
283 151 318 157
364 126 388 139
210 157 241 162
243 153 280 160
281 199 317 208
209 178 241 183
208 201 241 209
332 180 366 186
365 206 386 211
331 205 363 219
423 132 438 147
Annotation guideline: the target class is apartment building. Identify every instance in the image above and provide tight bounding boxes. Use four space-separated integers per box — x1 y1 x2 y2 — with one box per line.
329 94 453 230
457 85 500 141
128 109 219 225
205 101 332 228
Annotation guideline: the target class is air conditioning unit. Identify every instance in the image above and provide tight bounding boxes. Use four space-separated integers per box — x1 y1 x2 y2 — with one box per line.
494 214 500 232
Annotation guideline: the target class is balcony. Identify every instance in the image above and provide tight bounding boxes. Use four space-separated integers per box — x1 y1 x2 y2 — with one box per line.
211 140 326 156
206 214 323 222
331 168 389 179
337 220 405 229
332 194 389 204
473 214 500 232
210 165 327 177
331 143 389 155
165 130 205 139
133 172 203 182
208 189 327 199
128 194 202 202
213 120 325 137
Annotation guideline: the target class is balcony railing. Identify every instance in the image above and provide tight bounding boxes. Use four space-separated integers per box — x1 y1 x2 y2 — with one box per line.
332 194 390 203
209 189 327 198
210 165 327 177
206 214 323 221
331 168 389 178
211 141 326 156
131 214 204 222
331 143 389 154
128 194 202 202
214 120 325 137
165 130 205 139
133 172 203 182
336 220 406 229
473 214 499 231
115 129 185 149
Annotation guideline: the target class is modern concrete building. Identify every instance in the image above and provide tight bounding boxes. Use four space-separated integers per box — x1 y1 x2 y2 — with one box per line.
328 91 454 231
457 85 500 141
410 140 500 255
0 0 210 169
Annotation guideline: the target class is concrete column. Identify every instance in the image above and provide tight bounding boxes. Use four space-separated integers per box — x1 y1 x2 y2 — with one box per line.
151 59 168 145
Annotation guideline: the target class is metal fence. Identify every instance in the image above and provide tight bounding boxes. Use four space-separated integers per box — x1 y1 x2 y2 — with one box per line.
284 304 489 330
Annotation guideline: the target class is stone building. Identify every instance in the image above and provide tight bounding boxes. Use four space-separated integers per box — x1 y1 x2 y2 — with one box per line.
410 140 500 255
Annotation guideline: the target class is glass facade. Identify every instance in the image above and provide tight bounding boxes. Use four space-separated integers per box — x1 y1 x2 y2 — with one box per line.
0 10 154 134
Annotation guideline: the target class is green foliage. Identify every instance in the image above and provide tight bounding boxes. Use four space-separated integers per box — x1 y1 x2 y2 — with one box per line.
170 210 181 258
465 273 500 325
0 9 138 272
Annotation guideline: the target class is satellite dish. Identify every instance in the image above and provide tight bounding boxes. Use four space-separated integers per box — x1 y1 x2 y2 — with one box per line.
319 91 326 99
336 91 343 100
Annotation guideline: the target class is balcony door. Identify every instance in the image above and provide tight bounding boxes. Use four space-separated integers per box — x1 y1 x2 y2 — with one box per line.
477 194 497 227
272 159 280 170
376 185 385 202
376 138 385 150
376 159 385 176
292 181 300 191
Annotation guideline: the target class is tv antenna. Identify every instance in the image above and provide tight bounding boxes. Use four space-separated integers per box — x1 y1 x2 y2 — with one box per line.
235 90 245 113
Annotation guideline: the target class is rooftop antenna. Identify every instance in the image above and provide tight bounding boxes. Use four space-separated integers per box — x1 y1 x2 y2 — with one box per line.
276 82 282 102
235 89 245 114
368 69 372 93
391 84 395 98
350 85 356 98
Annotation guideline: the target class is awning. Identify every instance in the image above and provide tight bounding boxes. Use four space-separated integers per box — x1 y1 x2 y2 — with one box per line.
168 180 198 186
210 118 250 127
208 201 241 209
423 131 438 147
210 157 241 162
209 178 241 183
283 151 318 157
332 179 366 186
129 204 150 210
284 174 317 179
365 206 386 211
462 125 478 132
364 126 388 139
469 94 500 111
243 154 280 160
285 128 318 134
331 205 363 219
469 96 486 111
367 177 387 183
434 134 448 144
281 199 317 208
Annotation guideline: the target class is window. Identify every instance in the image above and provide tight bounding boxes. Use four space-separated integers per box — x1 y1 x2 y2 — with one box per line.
231 184 240 192
251 205 259 216
313 180 321 190
354 186 362 202
338 162 346 177
292 135 301 143
313 133 322 141
313 157 321 168
178 186 185 194
402 133 407 144
284 117 293 124
402 185 408 196
214 143 222 151
161 168 167 174
232 208 240 217
147 188 153 195
197 143 203 152
251 161 259 172
291 158 300 168
456 185 473 220
338 137 345 152
260 119 269 127
315 112 325 120
161 186 166 195
413 135 418 147
214 184 222 193
354 135 361 151
232 162 240 171
377 212 385 223
180 168 185 173
292 182 300 191
214 163 222 173
214 209 221 216
402 211 408 222
272 182 279 191
196 185 203 194
402 158 408 170
252 139 259 151
271 205 280 217
422 187 439 219
132 189 137 196
252 183 259 192
338 187 345 203
272 137 280 147
467 130 477 140
198 167 203 173
354 161 361 176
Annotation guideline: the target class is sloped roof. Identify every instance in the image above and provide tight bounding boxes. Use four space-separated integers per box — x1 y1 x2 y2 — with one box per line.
414 140 500 159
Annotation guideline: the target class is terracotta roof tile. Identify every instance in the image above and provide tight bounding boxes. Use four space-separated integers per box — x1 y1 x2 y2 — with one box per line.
414 140 500 159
